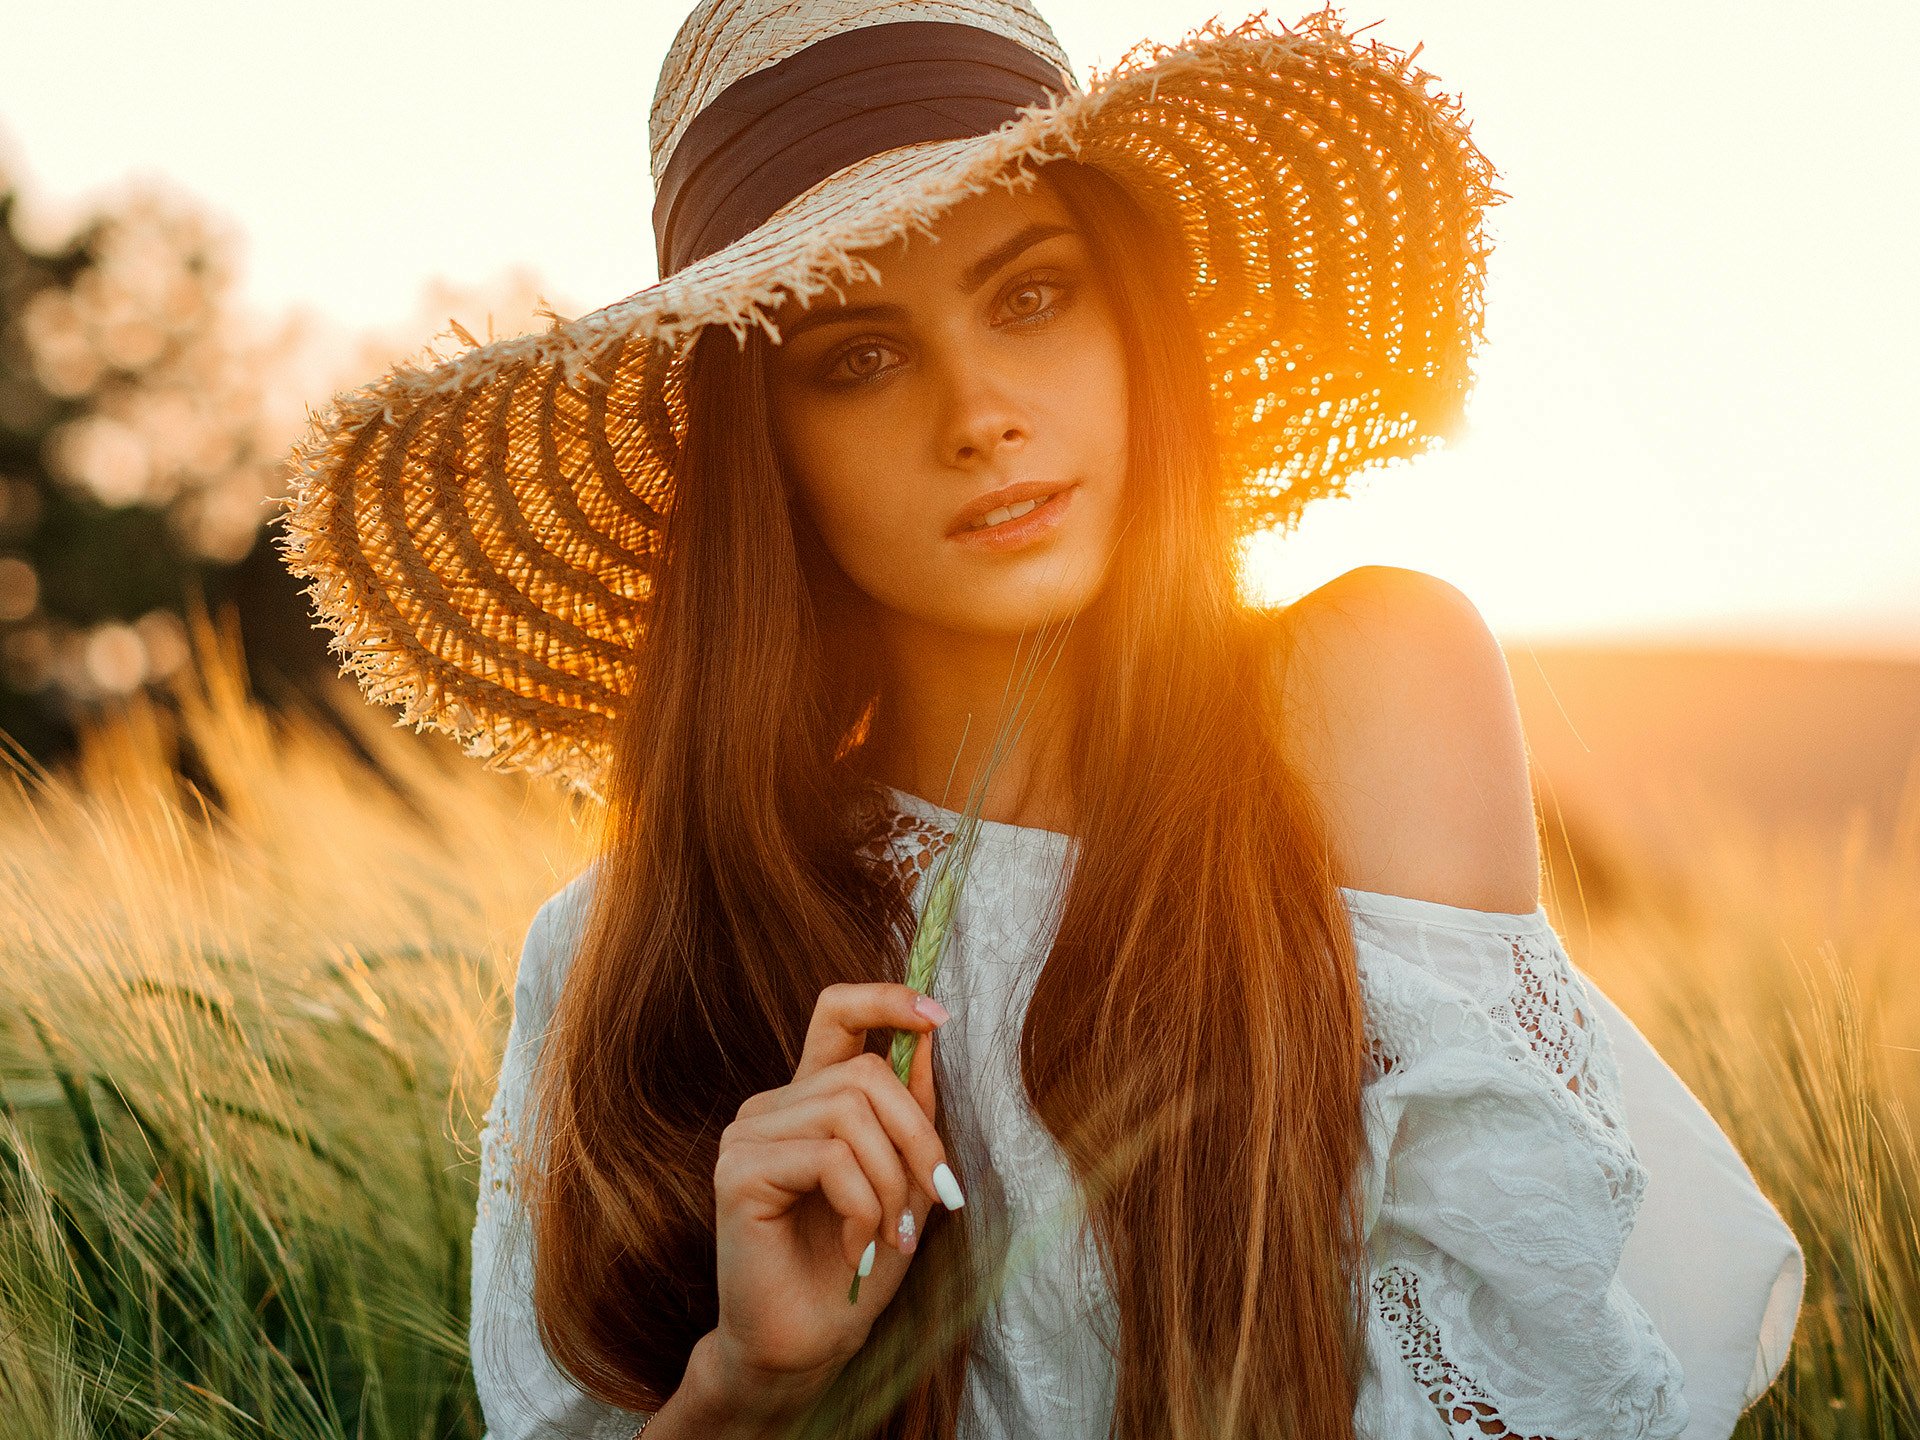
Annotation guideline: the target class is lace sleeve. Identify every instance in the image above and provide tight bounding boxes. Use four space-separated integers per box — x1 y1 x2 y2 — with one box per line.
1345 891 1691 1440
471 870 654 1440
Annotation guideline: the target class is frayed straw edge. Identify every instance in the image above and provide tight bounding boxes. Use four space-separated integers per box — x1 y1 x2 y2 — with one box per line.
269 428 618 803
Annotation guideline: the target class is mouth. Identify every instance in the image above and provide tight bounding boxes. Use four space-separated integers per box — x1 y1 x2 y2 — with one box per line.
947 482 1080 552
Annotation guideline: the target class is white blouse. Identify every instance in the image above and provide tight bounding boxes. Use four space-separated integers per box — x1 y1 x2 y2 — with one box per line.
470 786 1802 1440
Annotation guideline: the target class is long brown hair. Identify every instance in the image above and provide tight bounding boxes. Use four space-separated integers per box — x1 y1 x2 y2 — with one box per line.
519 158 1373 1439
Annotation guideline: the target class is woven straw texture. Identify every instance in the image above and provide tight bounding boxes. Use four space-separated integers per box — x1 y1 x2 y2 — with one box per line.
274 3 1504 802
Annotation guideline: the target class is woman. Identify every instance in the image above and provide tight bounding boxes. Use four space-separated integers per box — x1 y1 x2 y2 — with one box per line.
277 2 1799 1437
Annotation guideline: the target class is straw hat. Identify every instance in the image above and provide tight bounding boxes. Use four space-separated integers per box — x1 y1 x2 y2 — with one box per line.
273 0 1502 803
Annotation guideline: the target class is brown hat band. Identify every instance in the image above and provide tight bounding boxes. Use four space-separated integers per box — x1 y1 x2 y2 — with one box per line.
652 19 1071 278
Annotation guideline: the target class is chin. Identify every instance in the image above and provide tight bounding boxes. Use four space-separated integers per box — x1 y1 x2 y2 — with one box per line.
935 571 1109 637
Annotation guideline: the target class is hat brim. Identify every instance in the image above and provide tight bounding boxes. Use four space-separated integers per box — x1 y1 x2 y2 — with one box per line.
275 6 1503 800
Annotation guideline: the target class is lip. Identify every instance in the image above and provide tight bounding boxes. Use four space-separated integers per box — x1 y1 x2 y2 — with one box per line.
946 481 1079 549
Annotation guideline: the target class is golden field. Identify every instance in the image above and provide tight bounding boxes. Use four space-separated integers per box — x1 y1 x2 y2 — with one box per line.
0 609 1912 1437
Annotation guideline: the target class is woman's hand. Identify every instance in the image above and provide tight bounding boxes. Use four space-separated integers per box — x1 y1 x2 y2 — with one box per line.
706 982 960 1412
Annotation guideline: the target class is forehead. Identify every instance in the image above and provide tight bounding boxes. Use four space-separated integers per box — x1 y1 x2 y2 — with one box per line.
770 179 1079 330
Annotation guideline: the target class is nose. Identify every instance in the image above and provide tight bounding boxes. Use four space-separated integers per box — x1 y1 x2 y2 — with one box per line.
936 353 1030 469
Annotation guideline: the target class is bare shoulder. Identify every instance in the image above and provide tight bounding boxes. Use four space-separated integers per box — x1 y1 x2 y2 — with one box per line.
1267 565 1541 914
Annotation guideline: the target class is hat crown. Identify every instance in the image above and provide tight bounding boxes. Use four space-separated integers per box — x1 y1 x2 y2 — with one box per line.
649 0 1077 188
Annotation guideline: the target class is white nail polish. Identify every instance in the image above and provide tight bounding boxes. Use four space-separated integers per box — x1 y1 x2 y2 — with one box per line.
858 1239 876 1277
897 1208 916 1250
932 1162 966 1211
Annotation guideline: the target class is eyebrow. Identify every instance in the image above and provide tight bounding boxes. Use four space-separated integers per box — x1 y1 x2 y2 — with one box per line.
959 221 1075 294
778 221 1077 342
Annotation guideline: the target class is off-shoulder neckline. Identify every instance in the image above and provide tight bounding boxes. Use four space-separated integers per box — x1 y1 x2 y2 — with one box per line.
1335 885 1550 934
880 783 1078 851
879 784 1550 935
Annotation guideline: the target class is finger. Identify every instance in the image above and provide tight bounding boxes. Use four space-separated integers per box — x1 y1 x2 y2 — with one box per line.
732 1081 914 1249
721 1137 883 1271
795 983 947 1083
742 1052 948 1217
903 1036 964 1214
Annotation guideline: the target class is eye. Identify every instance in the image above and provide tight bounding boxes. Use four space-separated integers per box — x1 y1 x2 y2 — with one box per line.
821 339 904 387
997 272 1074 327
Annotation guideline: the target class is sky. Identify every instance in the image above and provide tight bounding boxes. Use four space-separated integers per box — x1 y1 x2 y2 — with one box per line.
3 0 1917 657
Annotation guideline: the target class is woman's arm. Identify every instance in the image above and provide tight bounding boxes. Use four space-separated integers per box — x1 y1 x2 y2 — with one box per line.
1278 567 1687 1433
471 881 658 1440
1349 898 1690 1439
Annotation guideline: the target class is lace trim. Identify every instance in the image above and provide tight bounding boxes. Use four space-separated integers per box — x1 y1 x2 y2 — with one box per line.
1495 929 1645 1222
1374 1266 1553 1440
851 787 955 899
1363 920 1668 1437
1366 927 1645 1226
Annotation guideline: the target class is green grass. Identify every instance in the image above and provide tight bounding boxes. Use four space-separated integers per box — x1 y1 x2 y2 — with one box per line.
0 607 1911 1436
1552 774 1920 1437
0 609 594 1438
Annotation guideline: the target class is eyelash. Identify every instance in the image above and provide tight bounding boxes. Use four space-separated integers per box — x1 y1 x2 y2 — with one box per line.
818 271 1077 389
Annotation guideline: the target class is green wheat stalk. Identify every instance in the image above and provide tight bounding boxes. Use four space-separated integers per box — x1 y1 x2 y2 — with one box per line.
885 620 1071 1088
848 616 1076 1304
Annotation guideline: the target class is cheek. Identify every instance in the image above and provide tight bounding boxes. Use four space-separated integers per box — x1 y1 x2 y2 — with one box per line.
1054 319 1130 477
778 415 918 570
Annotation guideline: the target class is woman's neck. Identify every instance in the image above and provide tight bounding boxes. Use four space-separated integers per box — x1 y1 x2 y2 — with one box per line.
856 617 1082 835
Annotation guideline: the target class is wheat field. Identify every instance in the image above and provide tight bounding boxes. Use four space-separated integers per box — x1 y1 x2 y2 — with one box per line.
0 609 1912 1438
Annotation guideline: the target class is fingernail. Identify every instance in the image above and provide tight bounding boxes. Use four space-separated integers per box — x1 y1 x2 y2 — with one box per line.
897 1208 917 1253
858 1239 876 1277
932 1162 966 1211
913 994 950 1026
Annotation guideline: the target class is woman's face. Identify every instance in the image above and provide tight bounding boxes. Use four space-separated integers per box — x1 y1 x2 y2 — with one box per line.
766 178 1129 638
